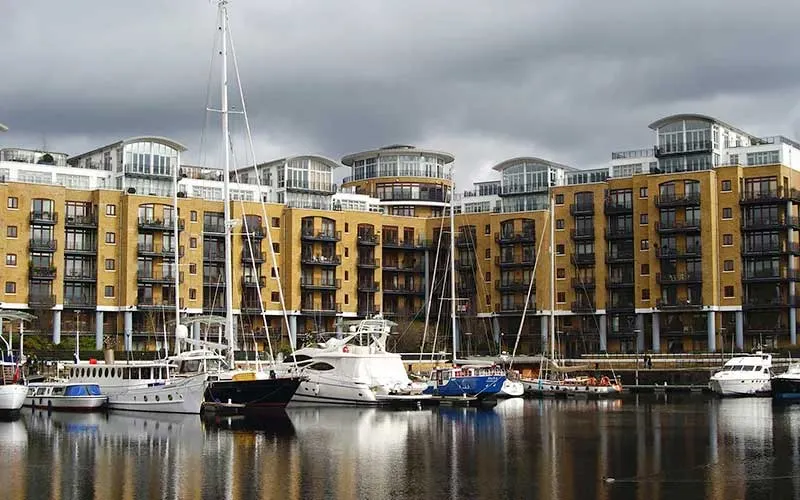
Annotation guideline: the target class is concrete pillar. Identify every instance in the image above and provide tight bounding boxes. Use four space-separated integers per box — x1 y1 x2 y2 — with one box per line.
289 315 297 350
652 312 661 353
635 313 645 352
192 320 201 341
124 311 133 351
540 315 548 354
336 318 343 339
492 316 501 346
52 310 62 345
95 311 104 350
791 308 798 346
599 314 607 352
707 311 716 353
735 310 744 350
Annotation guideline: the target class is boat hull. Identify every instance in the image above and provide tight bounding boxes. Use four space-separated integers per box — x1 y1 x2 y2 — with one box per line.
289 379 433 406
25 395 107 412
522 378 622 398
0 385 27 416
204 377 302 412
108 374 208 414
709 377 771 397
498 379 525 398
771 377 800 402
424 375 506 399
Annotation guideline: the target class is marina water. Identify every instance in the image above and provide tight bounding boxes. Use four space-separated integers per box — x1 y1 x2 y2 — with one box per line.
1 396 798 499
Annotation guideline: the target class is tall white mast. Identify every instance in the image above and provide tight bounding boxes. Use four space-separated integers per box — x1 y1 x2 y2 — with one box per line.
172 142 181 355
549 188 555 362
449 182 458 361
220 1 235 352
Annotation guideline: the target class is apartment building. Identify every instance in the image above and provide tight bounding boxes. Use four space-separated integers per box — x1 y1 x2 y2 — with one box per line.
2 113 799 356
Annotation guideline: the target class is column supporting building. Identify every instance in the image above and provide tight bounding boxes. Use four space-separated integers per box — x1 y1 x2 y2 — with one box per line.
52 310 62 345
707 311 716 353
540 315 548 354
635 313 645 353
492 316 501 347
95 311 104 350
598 314 607 352
124 311 133 351
652 312 660 353
193 320 201 341
735 310 744 351
289 315 297 351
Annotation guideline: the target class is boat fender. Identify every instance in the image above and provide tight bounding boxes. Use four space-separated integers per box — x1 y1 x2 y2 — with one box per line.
342 346 349 353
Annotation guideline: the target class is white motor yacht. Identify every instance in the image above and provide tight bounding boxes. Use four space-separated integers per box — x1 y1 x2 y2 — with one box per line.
709 352 772 397
274 317 432 406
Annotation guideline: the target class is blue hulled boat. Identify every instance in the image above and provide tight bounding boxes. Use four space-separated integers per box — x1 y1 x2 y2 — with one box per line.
423 365 509 399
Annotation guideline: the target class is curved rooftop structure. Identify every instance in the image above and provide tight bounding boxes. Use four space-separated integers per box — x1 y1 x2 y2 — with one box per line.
491 156 575 172
648 113 755 139
341 145 454 166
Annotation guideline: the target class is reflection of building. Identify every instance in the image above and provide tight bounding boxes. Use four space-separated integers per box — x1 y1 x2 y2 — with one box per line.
4 113 800 353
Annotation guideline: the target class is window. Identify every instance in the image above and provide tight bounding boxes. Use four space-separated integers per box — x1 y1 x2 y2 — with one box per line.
190 210 197 222
6 226 17 238
105 204 116 216
272 242 280 254
344 223 349 233
641 289 650 301
307 362 335 371
721 180 731 192
105 232 116 244
724 286 735 298
485 248 491 259
189 263 197 274
724 260 734 272
189 289 197 300
556 292 566 303
722 234 733 246
640 239 649 250
271 292 280 302
722 208 733 219
344 248 349 258
7 197 18 209
104 285 114 298
641 264 649 275
344 294 349 305
190 237 197 249
556 244 565 255
557 268 566 279
271 217 280 228
344 271 349 281
485 271 491 282
271 267 278 278
5 254 15 266
5 282 15 294
484 224 490 235
639 214 648 225
105 259 115 271
555 194 564 205
486 295 491 306
639 187 648 198
556 219 565 230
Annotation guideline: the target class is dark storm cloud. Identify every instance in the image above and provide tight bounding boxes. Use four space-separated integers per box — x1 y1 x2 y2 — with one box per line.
3 0 800 185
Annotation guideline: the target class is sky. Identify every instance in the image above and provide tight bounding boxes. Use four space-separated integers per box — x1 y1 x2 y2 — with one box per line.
3 0 800 187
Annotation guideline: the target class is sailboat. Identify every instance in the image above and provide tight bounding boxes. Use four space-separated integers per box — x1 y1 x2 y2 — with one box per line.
168 0 302 413
520 191 622 398
422 184 523 402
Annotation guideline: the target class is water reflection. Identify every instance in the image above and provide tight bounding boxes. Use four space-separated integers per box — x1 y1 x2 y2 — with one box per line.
1 399 799 499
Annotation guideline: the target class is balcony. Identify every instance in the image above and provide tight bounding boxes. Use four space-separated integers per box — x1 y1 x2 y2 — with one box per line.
203 222 226 236
64 270 97 282
495 256 536 268
654 220 701 233
655 298 704 310
495 280 532 292
654 140 712 157
656 272 703 284
495 231 536 245
139 298 186 310
64 214 97 228
605 276 634 288
64 296 97 309
241 250 266 263
357 233 380 246
284 179 337 194
742 268 800 283
603 201 633 215
241 226 266 240
240 301 263 314
203 275 226 286
382 238 429 251
357 257 380 269
242 276 267 288
203 250 226 262
569 202 595 216
455 235 477 247
605 227 633 240
741 216 800 231
656 245 702 259
300 254 341 266
358 306 381 317
137 271 183 285
570 228 595 241
28 294 56 308
357 281 380 292
300 277 341 290
30 211 58 225
202 303 226 314
382 262 425 273
653 192 701 208
455 283 474 296
301 230 342 242
742 296 800 310
64 243 96 255
138 243 183 258
571 301 596 314
29 239 57 252
571 253 596 266
383 284 425 295
138 217 185 232
456 260 474 271
571 277 596 289
739 187 800 205
495 301 536 314
742 241 800 257
605 250 635 264
300 302 342 315
29 265 56 280
606 301 635 313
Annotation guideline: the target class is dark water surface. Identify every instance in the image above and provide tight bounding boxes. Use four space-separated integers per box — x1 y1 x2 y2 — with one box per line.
1 396 799 499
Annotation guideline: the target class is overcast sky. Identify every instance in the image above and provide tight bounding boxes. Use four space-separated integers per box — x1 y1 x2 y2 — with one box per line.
3 0 800 186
